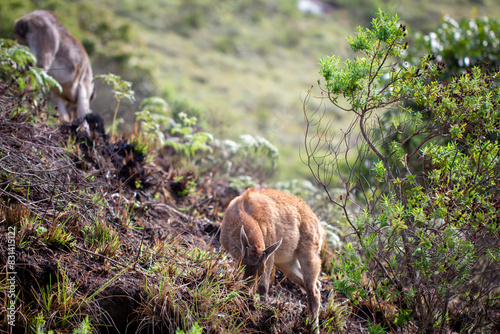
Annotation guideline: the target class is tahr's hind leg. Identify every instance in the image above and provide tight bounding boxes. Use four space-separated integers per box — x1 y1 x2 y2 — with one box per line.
298 250 322 332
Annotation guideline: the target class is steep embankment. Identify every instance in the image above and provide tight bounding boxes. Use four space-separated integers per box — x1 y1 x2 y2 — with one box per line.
0 78 360 333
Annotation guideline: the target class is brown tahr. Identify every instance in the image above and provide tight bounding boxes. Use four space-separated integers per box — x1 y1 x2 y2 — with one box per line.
220 187 324 327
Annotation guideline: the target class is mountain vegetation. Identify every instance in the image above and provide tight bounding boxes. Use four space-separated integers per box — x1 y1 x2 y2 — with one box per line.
1 0 500 333
2 0 499 179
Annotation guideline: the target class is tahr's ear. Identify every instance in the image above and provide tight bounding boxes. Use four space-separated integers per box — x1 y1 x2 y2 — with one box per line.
261 238 282 263
240 226 249 256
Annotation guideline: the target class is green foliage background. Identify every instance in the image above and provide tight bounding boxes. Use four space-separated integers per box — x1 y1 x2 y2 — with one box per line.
2 0 500 180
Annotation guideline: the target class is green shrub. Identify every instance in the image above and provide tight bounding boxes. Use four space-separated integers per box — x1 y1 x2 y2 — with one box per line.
408 15 500 77
165 112 214 167
305 9 500 332
212 134 279 184
0 39 61 112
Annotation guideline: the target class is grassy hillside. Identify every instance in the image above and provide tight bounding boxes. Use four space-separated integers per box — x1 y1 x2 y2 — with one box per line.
0 63 344 333
2 0 500 181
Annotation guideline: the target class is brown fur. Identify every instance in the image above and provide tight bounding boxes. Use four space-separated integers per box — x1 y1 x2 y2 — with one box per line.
220 187 324 325
14 10 94 128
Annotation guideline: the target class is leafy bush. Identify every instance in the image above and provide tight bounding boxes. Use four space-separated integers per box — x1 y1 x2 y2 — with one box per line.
407 15 500 77
212 134 279 184
95 73 135 139
95 73 279 186
305 9 500 332
165 112 213 166
163 112 279 183
133 96 171 153
0 39 61 115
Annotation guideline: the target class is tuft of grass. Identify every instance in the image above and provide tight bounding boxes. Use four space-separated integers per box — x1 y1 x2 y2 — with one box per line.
40 222 76 251
82 219 121 257
136 244 253 333
30 267 95 332
320 292 350 333
29 263 130 333
0 203 31 227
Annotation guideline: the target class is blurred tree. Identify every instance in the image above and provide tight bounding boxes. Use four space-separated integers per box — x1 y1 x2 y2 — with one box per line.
407 15 500 77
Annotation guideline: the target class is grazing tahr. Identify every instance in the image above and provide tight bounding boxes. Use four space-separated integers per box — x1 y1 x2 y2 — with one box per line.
14 10 94 129
220 187 324 327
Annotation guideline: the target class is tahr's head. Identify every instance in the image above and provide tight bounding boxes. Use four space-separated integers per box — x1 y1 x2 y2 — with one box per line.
239 226 282 283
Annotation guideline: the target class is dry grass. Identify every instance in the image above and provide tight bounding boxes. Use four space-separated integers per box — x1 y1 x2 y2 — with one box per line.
0 85 103 229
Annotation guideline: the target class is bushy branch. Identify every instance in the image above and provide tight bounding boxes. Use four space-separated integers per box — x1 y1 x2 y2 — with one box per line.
305 9 500 332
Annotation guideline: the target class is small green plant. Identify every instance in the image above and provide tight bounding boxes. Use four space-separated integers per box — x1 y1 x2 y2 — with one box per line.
0 39 62 121
173 175 197 197
134 96 171 148
36 225 48 237
40 222 76 250
120 202 138 228
0 39 61 95
32 313 53 334
320 293 350 333
175 322 203 334
31 306 93 334
72 316 92 334
367 321 388 334
237 134 279 170
95 73 135 140
166 112 213 164
29 263 127 333
31 267 92 332
212 134 279 183
228 175 256 193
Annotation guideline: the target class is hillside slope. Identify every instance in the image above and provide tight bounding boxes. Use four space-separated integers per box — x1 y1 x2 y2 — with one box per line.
0 75 354 333
3 0 500 180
